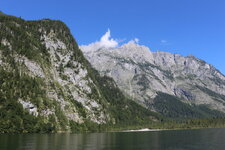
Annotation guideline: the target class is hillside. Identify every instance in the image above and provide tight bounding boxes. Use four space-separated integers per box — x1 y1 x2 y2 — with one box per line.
0 13 160 133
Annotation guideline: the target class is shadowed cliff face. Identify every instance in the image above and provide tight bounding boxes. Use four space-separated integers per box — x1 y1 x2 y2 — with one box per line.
81 41 225 116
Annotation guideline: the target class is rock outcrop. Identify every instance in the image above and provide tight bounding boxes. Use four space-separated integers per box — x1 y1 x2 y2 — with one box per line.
0 14 158 133
81 41 225 116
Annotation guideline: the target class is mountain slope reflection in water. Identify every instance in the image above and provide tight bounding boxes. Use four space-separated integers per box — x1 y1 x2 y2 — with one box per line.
1 128 225 150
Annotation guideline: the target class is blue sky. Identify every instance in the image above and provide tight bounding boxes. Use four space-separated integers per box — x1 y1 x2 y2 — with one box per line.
1 0 225 74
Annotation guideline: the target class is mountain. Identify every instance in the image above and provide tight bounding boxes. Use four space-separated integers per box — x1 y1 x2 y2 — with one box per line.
0 14 160 133
81 41 225 119
1 12 225 133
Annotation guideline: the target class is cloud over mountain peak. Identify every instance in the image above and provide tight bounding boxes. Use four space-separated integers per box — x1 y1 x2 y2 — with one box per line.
80 29 118 52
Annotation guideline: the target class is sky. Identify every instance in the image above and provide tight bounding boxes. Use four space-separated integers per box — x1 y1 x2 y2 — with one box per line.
1 0 225 74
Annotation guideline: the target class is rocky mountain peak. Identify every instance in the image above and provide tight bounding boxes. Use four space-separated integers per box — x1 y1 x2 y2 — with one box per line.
81 40 225 116
120 41 147 50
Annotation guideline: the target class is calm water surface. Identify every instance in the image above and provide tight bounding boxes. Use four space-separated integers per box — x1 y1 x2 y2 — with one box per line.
1 128 225 150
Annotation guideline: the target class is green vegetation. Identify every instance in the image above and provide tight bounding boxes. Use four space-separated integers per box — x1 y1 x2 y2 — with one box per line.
196 85 225 101
153 92 225 119
0 66 58 133
135 74 150 91
151 118 225 130
84 63 164 125
0 13 163 133
1 13 225 134
0 15 48 63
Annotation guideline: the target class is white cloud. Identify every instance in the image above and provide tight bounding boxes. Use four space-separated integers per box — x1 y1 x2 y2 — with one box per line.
80 30 142 52
99 29 118 47
80 29 118 52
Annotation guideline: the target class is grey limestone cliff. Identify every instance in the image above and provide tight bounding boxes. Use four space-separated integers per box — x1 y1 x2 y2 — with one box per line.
81 41 225 116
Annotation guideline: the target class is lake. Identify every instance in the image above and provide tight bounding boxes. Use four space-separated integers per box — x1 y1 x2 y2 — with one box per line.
1 128 225 150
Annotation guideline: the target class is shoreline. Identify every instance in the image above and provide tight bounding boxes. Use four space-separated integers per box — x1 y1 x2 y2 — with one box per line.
122 128 165 132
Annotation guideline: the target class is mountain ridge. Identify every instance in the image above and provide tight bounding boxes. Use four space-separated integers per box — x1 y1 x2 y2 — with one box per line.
81 41 225 117
1 12 225 133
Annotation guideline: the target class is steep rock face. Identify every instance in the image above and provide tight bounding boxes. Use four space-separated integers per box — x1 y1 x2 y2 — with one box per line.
0 15 109 132
0 14 159 133
81 42 225 115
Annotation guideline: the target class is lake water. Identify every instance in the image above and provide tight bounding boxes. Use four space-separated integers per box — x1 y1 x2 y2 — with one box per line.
1 128 225 150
